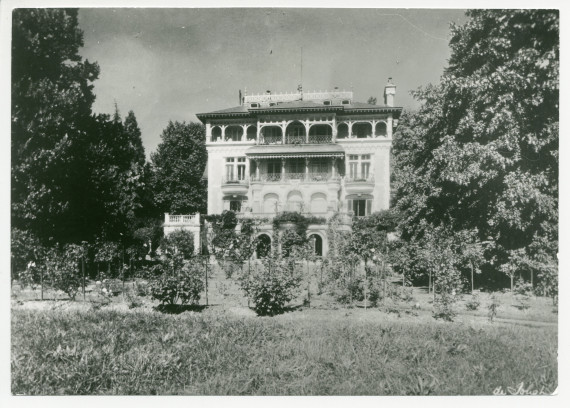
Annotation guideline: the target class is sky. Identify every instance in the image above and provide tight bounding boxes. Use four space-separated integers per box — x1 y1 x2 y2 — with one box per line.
77 8 468 158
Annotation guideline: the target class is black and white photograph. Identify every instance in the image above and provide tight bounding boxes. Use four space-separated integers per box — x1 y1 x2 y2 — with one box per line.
3 0 564 400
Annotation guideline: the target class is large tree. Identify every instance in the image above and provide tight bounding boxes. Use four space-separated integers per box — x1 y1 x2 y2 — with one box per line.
393 10 558 285
12 9 100 243
150 121 207 215
12 9 147 244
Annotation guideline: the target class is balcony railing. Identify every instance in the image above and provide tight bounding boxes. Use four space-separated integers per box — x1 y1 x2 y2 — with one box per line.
308 134 332 144
222 176 249 185
285 134 305 144
252 172 339 183
165 213 200 225
259 135 282 145
345 174 375 183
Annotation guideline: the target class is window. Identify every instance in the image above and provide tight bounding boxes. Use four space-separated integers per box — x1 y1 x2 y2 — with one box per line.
342 100 350 105
230 200 242 212
250 103 259 108
347 154 372 180
225 157 246 181
323 100 331 106
347 196 372 217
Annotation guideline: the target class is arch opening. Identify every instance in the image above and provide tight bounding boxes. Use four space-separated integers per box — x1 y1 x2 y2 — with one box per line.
353 122 372 138
261 126 283 145
309 124 332 144
375 122 387 137
256 234 272 258
285 121 306 144
308 234 323 257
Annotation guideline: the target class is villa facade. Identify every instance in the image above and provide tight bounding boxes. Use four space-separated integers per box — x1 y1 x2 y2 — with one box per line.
165 79 402 257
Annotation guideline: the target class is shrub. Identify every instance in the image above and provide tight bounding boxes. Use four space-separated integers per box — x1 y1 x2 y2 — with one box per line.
149 255 204 306
42 245 83 300
161 229 194 259
488 295 500 322
433 293 457 322
513 278 533 296
239 256 303 316
465 294 481 310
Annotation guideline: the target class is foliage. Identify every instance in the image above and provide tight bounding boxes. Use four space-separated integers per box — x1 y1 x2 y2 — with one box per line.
12 9 146 244
367 96 377 105
42 244 84 300
488 295 501 322
11 228 42 282
149 255 204 306
11 308 558 395
161 229 194 259
150 121 207 215
392 10 558 290
465 294 481 311
239 255 303 316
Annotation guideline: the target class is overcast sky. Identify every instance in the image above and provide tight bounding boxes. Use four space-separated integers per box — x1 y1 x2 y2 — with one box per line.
78 8 468 158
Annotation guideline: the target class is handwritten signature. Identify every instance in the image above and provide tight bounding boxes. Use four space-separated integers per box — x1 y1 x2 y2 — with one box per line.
493 382 549 396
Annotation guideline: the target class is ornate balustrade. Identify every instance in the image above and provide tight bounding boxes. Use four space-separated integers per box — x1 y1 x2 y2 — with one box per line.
259 135 282 145
308 134 332 144
164 213 200 225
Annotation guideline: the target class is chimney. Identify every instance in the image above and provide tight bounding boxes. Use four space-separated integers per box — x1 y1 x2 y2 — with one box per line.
384 77 396 107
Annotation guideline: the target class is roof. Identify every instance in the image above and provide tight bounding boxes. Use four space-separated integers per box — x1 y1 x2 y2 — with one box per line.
246 144 345 159
196 100 402 121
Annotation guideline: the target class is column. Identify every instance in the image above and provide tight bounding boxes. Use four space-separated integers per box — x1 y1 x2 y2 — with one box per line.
348 121 353 138
305 158 309 181
205 123 212 143
387 116 393 138
257 121 261 144
281 122 286 144
221 125 227 141
281 158 286 180
254 159 260 180
331 158 336 178
371 120 377 138
242 125 248 141
305 123 311 144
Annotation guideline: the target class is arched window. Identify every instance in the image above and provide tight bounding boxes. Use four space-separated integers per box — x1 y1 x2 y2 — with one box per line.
263 193 279 213
309 124 332 144
337 123 349 139
246 126 257 141
256 234 271 258
308 234 323 257
212 126 222 141
261 126 282 144
286 191 303 212
285 122 306 144
225 126 243 142
375 122 387 137
353 122 372 138
310 192 327 214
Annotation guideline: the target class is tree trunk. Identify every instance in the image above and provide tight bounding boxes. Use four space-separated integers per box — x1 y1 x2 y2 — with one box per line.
82 255 86 301
205 256 209 306
511 274 514 292
471 262 474 294
429 270 432 295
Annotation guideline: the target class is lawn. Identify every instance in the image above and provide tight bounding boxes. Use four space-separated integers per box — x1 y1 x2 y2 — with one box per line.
11 304 557 395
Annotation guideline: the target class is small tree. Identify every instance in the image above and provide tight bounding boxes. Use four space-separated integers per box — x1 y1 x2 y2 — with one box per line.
162 229 194 259
149 253 204 306
239 252 303 316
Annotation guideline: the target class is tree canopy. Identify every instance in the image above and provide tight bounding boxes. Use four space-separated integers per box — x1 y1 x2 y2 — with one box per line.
393 10 558 284
12 9 147 244
150 121 207 215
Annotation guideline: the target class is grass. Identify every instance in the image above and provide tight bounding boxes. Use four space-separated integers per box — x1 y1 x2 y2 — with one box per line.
11 306 557 395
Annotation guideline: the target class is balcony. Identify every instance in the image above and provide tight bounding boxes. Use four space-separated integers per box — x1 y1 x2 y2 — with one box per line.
164 213 200 226
251 172 340 184
221 176 249 195
259 135 282 145
344 174 375 194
